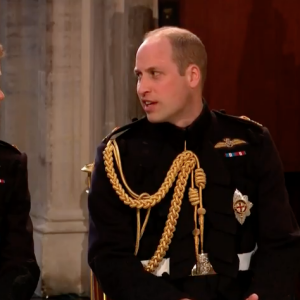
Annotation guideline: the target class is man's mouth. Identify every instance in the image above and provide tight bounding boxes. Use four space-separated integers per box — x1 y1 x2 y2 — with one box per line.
142 100 157 107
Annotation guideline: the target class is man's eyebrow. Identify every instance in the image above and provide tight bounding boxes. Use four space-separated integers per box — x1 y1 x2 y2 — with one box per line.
134 67 160 74
146 67 158 72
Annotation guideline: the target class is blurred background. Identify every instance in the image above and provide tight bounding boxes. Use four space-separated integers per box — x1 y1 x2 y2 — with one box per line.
0 0 299 298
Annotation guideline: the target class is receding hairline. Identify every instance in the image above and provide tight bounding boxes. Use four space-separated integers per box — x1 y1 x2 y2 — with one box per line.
142 27 207 85
138 34 173 53
143 26 199 41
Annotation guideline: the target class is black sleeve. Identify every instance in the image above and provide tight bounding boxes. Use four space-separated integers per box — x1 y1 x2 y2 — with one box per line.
246 128 300 300
88 143 188 300
0 153 40 300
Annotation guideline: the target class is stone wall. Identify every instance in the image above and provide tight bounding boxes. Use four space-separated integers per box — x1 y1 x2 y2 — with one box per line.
0 0 157 296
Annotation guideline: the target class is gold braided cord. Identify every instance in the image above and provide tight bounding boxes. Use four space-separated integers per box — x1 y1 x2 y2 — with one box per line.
104 140 195 209
140 208 151 238
194 168 206 254
135 209 141 255
134 207 151 255
111 139 138 199
103 139 207 273
111 139 151 255
145 159 196 272
188 167 206 263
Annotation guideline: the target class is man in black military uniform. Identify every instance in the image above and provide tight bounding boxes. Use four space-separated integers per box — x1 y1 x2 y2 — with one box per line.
87 27 300 300
0 44 40 299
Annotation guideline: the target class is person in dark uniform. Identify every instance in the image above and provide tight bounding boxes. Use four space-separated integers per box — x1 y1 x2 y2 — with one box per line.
87 27 300 300
0 44 40 299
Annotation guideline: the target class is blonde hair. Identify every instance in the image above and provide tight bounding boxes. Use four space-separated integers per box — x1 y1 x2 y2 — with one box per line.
0 44 4 58
144 27 207 87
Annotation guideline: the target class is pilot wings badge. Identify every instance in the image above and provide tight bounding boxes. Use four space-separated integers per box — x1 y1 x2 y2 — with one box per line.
233 189 253 225
214 138 247 149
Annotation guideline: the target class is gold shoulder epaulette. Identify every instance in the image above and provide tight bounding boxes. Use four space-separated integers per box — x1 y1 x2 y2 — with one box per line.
214 110 263 128
239 115 262 127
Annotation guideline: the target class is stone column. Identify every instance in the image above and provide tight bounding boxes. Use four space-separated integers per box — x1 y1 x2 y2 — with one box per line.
0 0 92 296
91 0 158 142
0 0 158 297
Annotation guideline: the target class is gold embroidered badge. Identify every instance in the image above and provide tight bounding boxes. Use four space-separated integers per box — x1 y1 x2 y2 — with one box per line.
214 138 247 149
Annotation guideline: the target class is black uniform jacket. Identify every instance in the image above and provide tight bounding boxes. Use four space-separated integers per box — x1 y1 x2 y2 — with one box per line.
0 140 40 300
88 103 300 300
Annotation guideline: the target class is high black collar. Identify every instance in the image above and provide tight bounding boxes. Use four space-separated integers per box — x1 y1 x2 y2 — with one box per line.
149 101 212 152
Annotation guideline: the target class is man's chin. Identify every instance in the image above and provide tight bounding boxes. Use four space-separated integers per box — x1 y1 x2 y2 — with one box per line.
146 114 165 124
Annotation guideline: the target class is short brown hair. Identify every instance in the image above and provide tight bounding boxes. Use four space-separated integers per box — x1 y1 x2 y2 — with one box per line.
144 27 207 87
0 44 4 58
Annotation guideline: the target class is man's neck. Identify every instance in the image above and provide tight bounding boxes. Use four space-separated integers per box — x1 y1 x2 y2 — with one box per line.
173 99 204 128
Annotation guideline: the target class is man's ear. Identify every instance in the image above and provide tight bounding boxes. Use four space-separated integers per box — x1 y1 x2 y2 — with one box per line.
186 64 201 88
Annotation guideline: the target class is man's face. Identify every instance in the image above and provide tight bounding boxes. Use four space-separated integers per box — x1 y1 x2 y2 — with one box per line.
0 64 4 102
134 37 192 125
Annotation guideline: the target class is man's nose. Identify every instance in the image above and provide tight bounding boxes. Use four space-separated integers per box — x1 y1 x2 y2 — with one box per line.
137 77 151 97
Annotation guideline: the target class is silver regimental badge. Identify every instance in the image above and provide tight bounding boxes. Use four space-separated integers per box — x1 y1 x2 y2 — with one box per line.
233 189 253 225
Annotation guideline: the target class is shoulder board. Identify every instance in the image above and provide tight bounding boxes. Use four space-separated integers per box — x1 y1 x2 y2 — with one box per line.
239 115 262 127
102 116 146 143
213 110 263 128
0 140 21 154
